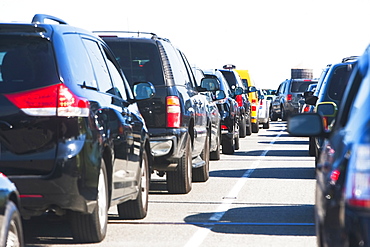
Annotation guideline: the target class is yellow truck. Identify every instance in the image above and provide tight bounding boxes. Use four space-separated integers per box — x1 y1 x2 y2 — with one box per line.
235 70 260 133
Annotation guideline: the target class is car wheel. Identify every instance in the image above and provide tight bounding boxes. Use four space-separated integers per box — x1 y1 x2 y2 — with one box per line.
5 201 23 247
117 148 149 219
239 116 247 138
222 134 234 155
263 120 270 129
167 135 192 194
245 115 252 136
210 127 221 160
234 132 240 150
69 159 108 243
270 109 278 121
308 137 316 156
281 107 287 121
193 131 210 182
252 122 259 133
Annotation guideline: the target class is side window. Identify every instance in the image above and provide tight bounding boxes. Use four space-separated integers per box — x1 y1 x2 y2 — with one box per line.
63 34 97 88
160 41 187 86
82 38 113 94
177 49 197 90
102 45 128 100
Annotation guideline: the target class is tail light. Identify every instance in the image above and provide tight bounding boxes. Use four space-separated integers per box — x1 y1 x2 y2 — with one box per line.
345 144 370 208
221 125 228 130
235 95 243 107
5 84 90 117
303 105 310 113
322 116 329 130
166 96 181 128
251 98 257 104
251 106 257 111
287 94 293 101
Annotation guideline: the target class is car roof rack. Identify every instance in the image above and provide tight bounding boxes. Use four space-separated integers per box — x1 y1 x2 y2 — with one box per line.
342 56 359 63
31 14 68 25
93 31 170 42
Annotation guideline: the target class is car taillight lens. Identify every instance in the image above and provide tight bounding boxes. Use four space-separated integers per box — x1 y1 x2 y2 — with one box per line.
166 96 181 128
221 125 228 130
235 95 243 107
251 106 257 111
5 84 90 117
251 98 257 104
287 94 293 101
303 105 310 112
345 144 370 208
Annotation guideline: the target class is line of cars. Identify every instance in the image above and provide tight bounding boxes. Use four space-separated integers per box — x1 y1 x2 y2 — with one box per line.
0 14 270 244
288 49 370 246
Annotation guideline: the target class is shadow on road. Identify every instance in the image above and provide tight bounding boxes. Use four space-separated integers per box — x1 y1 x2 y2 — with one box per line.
210 167 315 179
233 149 309 157
184 204 315 236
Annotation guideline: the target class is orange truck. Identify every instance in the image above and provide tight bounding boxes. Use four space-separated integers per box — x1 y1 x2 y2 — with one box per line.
235 70 260 133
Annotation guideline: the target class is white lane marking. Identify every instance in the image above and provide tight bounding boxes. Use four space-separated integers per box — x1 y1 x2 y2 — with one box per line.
184 132 282 247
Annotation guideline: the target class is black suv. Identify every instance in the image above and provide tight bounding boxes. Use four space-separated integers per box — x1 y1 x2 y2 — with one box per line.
0 15 155 243
271 78 318 121
204 69 240 154
100 32 211 193
218 68 252 137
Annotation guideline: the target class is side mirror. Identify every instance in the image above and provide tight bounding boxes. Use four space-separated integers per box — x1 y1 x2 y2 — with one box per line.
316 102 337 117
305 95 318 106
200 77 220 92
133 82 156 100
234 87 244 96
248 86 257 93
214 90 226 100
287 113 325 137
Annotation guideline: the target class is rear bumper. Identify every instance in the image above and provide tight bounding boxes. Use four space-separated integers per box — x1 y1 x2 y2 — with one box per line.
148 127 188 170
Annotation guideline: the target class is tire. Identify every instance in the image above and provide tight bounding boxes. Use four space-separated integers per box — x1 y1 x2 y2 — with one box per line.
309 137 316 156
167 135 192 194
193 131 210 182
234 133 240 150
252 122 259 133
210 128 221 160
4 201 23 247
281 107 287 121
222 136 234 154
238 116 247 138
263 120 270 129
69 159 108 243
117 148 149 219
270 110 278 121
245 115 252 136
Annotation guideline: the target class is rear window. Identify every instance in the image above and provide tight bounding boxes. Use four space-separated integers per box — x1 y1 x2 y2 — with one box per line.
0 36 59 93
104 40 165 86
220 71 237 87
290 80 312 92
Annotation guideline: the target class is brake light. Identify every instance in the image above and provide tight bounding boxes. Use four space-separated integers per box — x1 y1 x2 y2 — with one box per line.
287 94 293 101
5 84 90 117
251 106 257 111
322 116 329 130
330 170 340 183
221 125 228 130
251 98 257 104
303 105 310 112
166 96 181 128
235 95 243 107
345 144 370 208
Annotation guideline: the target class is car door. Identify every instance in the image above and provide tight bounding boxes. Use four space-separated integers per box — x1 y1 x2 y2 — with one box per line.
177 49 207 157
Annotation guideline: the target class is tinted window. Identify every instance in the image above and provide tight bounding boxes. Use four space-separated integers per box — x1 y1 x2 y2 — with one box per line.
290 80 310 92
105 40 165 86
63 34 97 89
82 39 114 94
327 65 354 100
220 71 237 88
0 36 59 93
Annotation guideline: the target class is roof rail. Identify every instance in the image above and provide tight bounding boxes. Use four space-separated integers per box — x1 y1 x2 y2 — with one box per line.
342 56 359 63
32 14 68 25
93 31 171 42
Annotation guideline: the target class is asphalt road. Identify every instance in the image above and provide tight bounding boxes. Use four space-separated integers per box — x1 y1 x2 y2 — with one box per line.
23 121 317 247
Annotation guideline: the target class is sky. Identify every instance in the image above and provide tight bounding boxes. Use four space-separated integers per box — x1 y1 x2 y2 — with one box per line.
1 0 369 89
